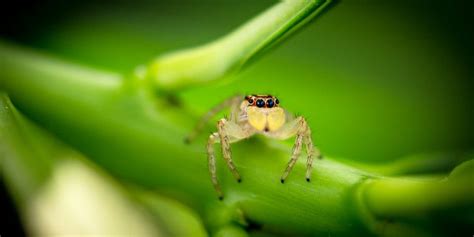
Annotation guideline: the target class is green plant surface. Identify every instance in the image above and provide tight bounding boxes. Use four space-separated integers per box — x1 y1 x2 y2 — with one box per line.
1 0 473 236
146 0 331 90
1 40 473 236
0 94 207 236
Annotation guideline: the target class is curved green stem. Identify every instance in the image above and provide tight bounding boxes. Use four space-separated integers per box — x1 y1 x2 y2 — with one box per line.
1 41 473 236
363 174 474 219
348 151 473 176
145 0 332 91
0 40 372 235
1 0 473 234
364 158 474 218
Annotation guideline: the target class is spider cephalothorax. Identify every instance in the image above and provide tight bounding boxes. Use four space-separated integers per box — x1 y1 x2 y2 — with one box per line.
186 94 322 199
243 95 285 132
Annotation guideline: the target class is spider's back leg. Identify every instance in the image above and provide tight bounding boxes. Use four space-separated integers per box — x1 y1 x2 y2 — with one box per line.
207 132 223 199
185 95 242 143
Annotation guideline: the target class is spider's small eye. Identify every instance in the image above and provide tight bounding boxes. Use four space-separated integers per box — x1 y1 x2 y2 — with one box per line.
266 99 274 108
275 98 279 105
248 98 254 104
256 99 265 108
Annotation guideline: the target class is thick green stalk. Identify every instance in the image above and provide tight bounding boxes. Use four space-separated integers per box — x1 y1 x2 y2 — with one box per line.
358 159 474 237
348 151 473 176
1 41 473 236
145 0 331 91
0 1 472 235
363 173 474 218
0 41 369 236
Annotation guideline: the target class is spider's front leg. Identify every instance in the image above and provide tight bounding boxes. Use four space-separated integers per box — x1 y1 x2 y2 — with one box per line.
273 116 322 183
217 119 242 182
207 118 254 199
284 136 303 182
302 123 323 182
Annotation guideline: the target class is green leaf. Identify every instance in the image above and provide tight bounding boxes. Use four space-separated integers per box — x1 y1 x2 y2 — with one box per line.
0 93 206 236
145 0 332 91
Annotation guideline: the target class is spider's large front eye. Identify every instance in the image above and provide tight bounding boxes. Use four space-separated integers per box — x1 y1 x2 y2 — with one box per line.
256 99 265 108
266 99 274 108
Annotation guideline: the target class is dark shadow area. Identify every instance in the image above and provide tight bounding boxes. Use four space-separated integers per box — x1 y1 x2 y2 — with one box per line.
0 180 26 236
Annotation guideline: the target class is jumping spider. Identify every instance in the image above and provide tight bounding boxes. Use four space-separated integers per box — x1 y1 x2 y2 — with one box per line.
185 94 322 199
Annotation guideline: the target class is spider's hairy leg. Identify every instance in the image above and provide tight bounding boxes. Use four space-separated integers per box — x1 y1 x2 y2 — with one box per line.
296 117 322 182
217 118 252 182
304 133 314 182
302 120 322 182
271 116 319 183
185 95 242 144
207 132 223 199
207 118 254 199
281 132 304 183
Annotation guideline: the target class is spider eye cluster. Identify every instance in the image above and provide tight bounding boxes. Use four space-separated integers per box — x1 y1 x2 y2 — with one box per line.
245 95 279 108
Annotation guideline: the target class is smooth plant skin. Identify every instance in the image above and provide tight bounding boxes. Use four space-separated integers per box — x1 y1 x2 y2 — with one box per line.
1 0 473 236
0 95 207 237
1 40 473 237
0 41 371 235
146 0 332 90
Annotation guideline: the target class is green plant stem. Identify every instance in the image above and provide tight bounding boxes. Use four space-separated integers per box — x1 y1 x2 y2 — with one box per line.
1 41 473 236
0 40 369 235
348 151 473 176
145 0 331 91
363 174 474 218
0 93 55 207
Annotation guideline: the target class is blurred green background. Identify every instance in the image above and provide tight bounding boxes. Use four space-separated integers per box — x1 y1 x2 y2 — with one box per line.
1 0 473 235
